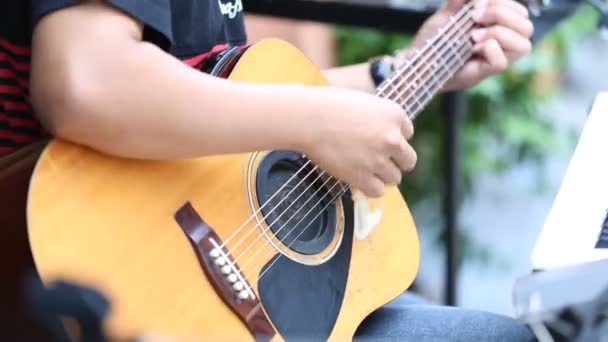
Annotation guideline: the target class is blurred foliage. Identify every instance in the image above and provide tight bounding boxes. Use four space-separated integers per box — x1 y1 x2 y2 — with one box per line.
334 4 600 268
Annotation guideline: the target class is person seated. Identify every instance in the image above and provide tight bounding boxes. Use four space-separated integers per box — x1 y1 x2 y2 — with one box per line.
0 0 534 340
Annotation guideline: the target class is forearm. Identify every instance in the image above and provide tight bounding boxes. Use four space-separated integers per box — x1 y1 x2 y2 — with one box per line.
322 47 413 93
30 3 316 160
322 62 376 93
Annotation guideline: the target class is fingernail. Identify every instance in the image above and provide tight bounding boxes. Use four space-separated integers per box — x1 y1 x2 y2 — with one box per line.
473 0 487 21
471 28 486 42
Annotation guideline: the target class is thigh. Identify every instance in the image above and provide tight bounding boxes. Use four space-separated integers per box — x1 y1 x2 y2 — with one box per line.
354 293 536 342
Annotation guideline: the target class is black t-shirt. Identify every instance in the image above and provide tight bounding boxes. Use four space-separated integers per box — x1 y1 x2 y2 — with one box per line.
0 0 247 156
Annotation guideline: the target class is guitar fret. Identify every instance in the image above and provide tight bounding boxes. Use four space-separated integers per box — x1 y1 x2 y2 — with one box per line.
404 93 424 118
411 102 423 117
430 62 441 87
382 79 399 100
414 70 433 105
449 43 462 65
378 80 394 98
437 53 451 85
412 90 424 110
378 4 476 119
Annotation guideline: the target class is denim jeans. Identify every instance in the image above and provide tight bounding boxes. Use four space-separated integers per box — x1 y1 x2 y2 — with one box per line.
353 292 537 341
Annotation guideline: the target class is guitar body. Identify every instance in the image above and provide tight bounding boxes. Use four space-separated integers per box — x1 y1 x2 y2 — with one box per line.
27 39 420 341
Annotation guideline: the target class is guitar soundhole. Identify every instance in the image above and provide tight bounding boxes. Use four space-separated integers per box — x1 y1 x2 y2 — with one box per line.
256 151 338 255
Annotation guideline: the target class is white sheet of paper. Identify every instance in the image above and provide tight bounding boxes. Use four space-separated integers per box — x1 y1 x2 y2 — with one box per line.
531 92 608 270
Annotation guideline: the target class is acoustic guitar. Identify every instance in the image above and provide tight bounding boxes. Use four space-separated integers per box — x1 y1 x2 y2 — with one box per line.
26 3 481 341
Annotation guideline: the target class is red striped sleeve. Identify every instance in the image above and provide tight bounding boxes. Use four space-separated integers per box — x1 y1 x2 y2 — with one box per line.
0 85 21 94
183 43 229 68
3 101 30 112
0 146 17 155
1 116 39 129
0 38 31 56
0 51 30 72
0 69 29 87
0 37 37 157
0 129 38 143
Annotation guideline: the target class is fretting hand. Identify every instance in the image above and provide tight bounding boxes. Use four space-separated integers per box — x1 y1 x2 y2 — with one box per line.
401 0 534 91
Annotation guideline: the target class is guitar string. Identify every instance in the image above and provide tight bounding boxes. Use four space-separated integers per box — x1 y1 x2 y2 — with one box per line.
395 15 476 118
253 40 475 283
227 10 475 262
376 0 474 98
216 159 316 249
219 3 476 261
222 10 476 275
255 186 349 281
237 177 345 271
227 169 330 255
241 36 476 281
376 1 475 102
219 0 475 254
241 13 474 266
230 172 337 264
239 178 347 274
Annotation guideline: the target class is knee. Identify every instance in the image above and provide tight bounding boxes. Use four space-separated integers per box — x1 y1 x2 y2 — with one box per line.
470 311 536 341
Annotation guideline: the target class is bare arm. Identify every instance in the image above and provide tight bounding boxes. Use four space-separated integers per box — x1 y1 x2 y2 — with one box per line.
322 62 376 93
322 51 412 93
30 1 323 160
29 1 421 197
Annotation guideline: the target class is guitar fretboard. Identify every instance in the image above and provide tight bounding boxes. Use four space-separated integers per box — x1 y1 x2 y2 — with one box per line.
376 2 476 120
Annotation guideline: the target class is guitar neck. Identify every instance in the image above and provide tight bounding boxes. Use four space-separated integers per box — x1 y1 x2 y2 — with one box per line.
376 2 477 120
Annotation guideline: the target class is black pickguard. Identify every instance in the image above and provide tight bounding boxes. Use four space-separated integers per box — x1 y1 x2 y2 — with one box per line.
258 196 354 341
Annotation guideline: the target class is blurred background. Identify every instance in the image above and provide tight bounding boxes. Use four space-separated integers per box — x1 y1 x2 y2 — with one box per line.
244 0 606 316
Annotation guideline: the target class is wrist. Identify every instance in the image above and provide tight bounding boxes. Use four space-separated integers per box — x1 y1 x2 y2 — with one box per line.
367 47 413 88
440 78 463 93
392 47 410 65
368 55 396 88
272 84 324 153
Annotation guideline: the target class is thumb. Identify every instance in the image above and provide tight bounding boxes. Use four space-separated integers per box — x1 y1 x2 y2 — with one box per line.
444 0 466 11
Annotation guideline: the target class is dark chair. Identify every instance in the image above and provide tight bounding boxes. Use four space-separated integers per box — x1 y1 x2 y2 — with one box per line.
0 140 53 340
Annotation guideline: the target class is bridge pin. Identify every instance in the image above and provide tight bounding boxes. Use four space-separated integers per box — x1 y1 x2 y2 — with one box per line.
221 265 232 274
227 274 238 283
209 248 220 258
233 281 244 291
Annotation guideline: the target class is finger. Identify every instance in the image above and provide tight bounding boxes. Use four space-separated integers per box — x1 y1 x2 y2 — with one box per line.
473 3 534 38
471 25 532 60
472 39 509 75
391 140 417 173
401 117 414 140
492 0 529 17
473 0 529 19
375 160 402 186
362 175 386 198
444 0 466 12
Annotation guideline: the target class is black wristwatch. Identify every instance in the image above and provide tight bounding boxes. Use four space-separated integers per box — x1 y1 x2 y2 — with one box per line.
369 56 396 88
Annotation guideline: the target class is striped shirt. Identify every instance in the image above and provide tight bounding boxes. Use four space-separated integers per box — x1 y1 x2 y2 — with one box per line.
0 37 45 157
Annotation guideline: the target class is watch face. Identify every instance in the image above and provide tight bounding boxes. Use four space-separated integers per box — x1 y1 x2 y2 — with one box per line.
370 58 394 88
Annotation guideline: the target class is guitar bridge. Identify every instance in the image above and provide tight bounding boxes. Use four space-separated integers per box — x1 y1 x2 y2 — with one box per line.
174 202 275 340
207 238 255 300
